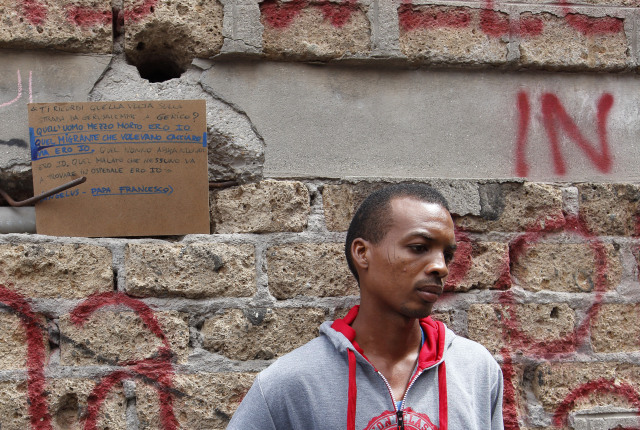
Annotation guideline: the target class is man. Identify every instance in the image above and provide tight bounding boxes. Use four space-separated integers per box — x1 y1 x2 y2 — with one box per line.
228 183 504 429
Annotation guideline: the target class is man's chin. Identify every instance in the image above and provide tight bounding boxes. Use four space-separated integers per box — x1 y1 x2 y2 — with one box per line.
400 304 434 320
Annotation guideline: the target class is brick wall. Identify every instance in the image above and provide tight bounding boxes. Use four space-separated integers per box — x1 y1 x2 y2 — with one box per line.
1 0 640 428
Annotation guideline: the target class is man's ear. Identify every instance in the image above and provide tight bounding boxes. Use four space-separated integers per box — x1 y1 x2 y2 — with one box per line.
351 238 370 271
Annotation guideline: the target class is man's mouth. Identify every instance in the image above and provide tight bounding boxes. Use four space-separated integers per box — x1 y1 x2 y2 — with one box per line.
415 284 443 302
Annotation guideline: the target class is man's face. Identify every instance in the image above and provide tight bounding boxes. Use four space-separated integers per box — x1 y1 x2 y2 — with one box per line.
359 197 456 319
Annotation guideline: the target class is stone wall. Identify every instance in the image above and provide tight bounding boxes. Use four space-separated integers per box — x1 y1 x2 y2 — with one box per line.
1 0 640 429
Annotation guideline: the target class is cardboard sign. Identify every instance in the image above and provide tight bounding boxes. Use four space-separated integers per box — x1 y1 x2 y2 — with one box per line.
28 100 209 237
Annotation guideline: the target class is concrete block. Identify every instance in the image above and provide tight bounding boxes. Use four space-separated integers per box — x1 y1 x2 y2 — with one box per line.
533 362 640 412
519 12 630 70
399 5 508 65
511 243 621 293
0 51 110 178
211 180 310 233
60 311 189 366
456 182 564 232
47 377 127 430
0 311 47 370
468 303 575 355
590 304 640 353
260 0 370 60
0 243 113 299
136 372 255 429
125 243 256 298
0 0 112 53
446 241 509 292
577 183 640 236
124 0 224 73
267 243 358 299
201 307 326 360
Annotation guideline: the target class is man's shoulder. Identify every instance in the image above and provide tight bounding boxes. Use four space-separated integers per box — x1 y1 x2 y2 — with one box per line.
445 332 500 371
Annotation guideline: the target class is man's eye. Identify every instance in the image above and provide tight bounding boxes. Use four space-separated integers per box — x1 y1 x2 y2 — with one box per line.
409 245 426 253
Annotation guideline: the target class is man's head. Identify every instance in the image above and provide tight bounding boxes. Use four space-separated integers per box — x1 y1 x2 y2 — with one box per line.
345 183 451 282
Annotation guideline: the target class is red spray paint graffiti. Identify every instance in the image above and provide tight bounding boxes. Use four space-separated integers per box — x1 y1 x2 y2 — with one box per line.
515 91 614 177
0 288 178 429
261 0 359 29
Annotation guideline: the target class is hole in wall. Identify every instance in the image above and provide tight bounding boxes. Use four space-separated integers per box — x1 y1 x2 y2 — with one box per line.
133 56 185 83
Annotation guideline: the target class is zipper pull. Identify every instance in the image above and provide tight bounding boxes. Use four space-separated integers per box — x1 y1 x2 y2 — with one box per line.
396 409 404 430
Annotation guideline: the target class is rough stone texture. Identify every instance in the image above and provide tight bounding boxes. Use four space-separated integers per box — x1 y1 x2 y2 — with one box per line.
456 182 564 233
533 362 640 412
136 372 255 429
260 0 371 60
519 12 630 71
201 307 326 360
577 183 640 236
47 378 127 429
0 311 47 370
590 304 640 353
398 5 509 65
211 180 310 233
468 303 576 355
445 241 509 292
60 311 189 366
124 0 224 73
511 243 621 293
0 244 113 299
267 243 358 299
0 0 112 53
125 243 255 298
0 381 29 429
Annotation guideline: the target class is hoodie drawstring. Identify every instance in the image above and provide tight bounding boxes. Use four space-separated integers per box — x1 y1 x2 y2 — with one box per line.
347 349 358 430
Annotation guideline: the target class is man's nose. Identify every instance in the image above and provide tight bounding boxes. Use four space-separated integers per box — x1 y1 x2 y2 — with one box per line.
426 251 449 278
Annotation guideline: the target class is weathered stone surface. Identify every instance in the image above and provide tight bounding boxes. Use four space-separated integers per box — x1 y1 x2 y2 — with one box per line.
201 307 326 360
267 243 358 299
0 244 112 299
590 304 640 353
502 362 527 428
519 12 630 70
399 5 508 65
0 311 47 370
577 183 640 236
47 378 126 430
0 381 29 429
136 373 255 429
533 362 640 411
468 303 575 355
261 0 370 60
211 180 310 233
456 182 564 232
322 183 383 232
124 0 224 73
511 243 621 293
125 243 255 298
0 0 112 53
446 241 509 292
60 311 189 366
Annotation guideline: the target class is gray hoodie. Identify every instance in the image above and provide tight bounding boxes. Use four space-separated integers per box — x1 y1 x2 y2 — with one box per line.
228 306 504 429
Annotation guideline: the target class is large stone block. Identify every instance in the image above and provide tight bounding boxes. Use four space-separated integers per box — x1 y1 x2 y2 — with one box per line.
519 12 629 70
456 182 564 233
0 244 113 299
267 243 358 299
446 241 509 292
0 311 47 370
398 5 509 65
533 362 640 412
201 307 326 360
47 378 127 429
211 180 310 233
60 311 189 366
468 303 575 355
0 0 112 53
125 243 256 298
136 372 255 429
322 183 383 232
124 0 224 74
260 0 370 60
511 243 621 293
590 304 640 353
577 183 640 236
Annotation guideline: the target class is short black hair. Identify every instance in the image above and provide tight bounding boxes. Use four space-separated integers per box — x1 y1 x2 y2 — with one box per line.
344 183 450 282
